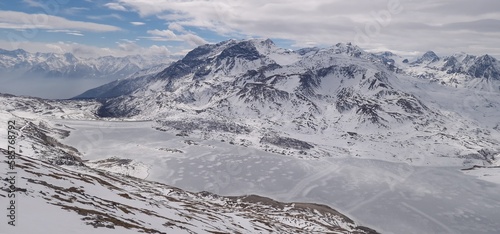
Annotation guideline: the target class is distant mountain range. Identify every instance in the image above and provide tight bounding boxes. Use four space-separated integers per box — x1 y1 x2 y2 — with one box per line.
0 48 176 79
381 50 500 90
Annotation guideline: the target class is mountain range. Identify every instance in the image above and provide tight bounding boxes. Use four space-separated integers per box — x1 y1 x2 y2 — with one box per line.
385 50 500 91
0 48 175 79
76 39 500 167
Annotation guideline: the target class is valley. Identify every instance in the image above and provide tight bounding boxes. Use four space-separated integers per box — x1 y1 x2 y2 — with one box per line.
55 118 500 234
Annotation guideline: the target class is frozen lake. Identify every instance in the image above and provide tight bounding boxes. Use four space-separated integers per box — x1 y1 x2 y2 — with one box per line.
56 119 500 234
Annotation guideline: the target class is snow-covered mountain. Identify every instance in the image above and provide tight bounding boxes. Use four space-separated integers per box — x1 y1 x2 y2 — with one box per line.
0 48 174 79
76 39 500 167
0 95 377 233
378 50 500 91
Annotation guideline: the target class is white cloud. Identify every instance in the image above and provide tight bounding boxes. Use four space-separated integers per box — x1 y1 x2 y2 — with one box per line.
87 14 123 21
7 0 500 59
146 29 207 46
168 22 185 32
104 2 128 11
22 0 46 8
62 7 89 15
111 0 500 56
46 29 84 36
148 29 177 39
117 40 170 56
67 32 84 36
46 29 80 33
0 10 121 32
138 36 168 41
0 40 171 58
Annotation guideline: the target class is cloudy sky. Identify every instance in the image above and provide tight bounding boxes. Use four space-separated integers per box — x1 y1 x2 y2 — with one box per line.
0 0 499 58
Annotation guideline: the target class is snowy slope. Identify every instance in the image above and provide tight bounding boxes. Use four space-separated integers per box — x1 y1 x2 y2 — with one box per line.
0 152 377 234
0 93 100 120
0 106 377 234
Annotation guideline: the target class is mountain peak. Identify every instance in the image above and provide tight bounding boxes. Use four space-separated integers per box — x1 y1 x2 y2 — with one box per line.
330 42 365 57
263 38 275 45
378 51 395 57
477 54 496 64
214 38 274 47
466 54 500 80
182 38 280 64
156 39 276 81
414 51 439 64
63 52 78 63
0 48 28 57
249 38 275 46
422 51 439 60
217 40 262 61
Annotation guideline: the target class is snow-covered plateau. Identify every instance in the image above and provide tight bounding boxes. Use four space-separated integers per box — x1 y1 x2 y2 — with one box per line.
2 39 500 233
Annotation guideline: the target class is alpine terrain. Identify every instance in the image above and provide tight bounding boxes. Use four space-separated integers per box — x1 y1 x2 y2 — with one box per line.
81 39 500 167
2 39 500 234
